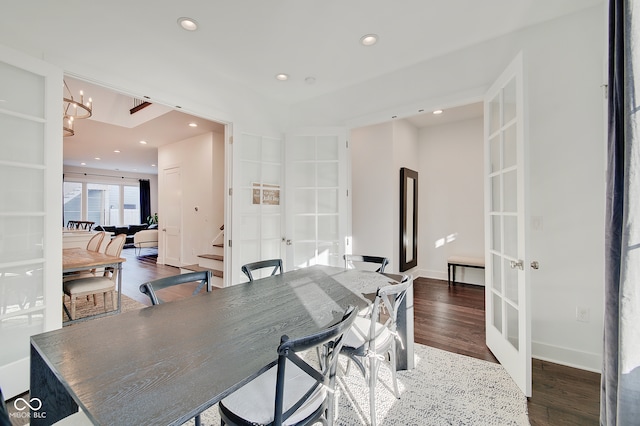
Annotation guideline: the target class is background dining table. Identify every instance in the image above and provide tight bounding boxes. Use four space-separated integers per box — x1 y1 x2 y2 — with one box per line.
62 247 126 324
31 265 413 425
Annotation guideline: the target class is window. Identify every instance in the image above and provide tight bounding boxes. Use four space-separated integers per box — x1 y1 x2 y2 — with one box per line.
64 181 141 226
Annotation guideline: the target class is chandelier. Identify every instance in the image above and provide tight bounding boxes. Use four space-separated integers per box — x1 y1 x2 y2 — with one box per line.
63 80 92 137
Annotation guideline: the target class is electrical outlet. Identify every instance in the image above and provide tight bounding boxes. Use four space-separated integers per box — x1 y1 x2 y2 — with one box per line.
576 306 590 323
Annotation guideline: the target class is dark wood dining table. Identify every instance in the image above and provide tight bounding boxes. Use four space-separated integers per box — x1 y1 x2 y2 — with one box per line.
62 247 126 324
30 265 413 425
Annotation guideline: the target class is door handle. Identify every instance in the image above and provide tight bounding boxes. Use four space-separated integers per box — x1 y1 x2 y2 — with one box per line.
530 261 540 270
162 228 166 232
510 259 524 270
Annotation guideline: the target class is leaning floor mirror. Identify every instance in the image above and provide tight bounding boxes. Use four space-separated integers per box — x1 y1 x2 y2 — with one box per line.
400 167 418 272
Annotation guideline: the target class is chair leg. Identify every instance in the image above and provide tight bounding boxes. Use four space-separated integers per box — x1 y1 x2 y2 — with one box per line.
70 297 76 320
390 345 400 399
368 356 378 426
194 414 201 426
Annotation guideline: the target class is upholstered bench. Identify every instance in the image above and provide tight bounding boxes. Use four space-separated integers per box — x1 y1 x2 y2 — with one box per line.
447 256 485 286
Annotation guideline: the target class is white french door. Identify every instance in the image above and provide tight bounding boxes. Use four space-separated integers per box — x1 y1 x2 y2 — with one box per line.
0 45 62 398
231 133 284 283
285 128 348 269
484 52 531 396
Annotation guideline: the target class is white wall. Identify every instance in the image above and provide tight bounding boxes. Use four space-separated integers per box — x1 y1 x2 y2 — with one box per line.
350 123 395 265
350 120 419 274
315 6 606 371
158 131 224 266
418 118 485 285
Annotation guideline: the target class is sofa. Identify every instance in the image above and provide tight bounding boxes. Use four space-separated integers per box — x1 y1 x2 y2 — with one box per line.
95 224 153 248
133 229 159 255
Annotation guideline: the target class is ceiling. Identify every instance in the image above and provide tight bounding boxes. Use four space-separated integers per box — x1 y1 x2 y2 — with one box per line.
63 77 225 175
1 1 602 174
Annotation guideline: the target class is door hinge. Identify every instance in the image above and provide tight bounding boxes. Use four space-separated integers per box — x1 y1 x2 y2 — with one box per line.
346 140 349 148
228 239 232 247
229 188 233 196
346 189 349 197
229 136 234 144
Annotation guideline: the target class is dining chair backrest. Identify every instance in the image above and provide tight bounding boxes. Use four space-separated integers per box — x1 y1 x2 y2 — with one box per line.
274 306 357 424
105 234 126 257
369 275 413 339
139 270 213 305
344 254 389 273
86 231 105 253
241 259 283 282
218 306 358 426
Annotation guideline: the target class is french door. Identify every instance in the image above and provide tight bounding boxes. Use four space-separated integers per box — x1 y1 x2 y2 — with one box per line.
484 52 531 396
285 128 348 269
0 45 62 398
231 132 284 283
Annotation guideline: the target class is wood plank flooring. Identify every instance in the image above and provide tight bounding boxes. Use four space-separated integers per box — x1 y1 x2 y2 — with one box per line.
8 249 600 425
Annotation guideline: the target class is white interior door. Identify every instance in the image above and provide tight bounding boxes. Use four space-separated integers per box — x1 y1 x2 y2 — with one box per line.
0 45 62 398
162 166 182 267
285 128 348 269
484 52 531 396
231 132 284 283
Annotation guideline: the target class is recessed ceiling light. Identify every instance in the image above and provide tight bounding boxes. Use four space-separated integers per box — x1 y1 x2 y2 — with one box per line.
114 150 120 153
188 122 198 127
360 34 379 46
80 162 86 166
433 109 444 115
94 157 101 160
275 73 289 81
140 140 147 144
152 164 157 167
178 17 198 31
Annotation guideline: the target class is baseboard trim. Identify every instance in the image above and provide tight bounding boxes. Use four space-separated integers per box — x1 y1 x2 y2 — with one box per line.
532 340 602 373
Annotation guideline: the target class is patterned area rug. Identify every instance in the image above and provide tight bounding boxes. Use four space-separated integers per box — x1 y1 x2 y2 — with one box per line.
192 344 530 426
62 293 146 322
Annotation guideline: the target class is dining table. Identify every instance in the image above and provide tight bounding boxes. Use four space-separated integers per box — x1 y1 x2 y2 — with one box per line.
30 265 413 425
62 247 126 324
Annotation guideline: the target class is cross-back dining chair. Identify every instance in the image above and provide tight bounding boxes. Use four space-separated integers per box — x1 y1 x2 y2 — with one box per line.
218 306 358 426
62 233 126 320
139 270 213 305
344 254 389 273
340 275 413 426
138 269 213 426
241 258 283 282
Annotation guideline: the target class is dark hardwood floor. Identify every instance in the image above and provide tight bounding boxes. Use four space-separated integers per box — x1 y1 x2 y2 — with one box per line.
7 250 601 425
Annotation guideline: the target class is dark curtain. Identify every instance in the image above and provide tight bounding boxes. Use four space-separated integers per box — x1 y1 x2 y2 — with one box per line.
139 179 151 224
601 1 640 424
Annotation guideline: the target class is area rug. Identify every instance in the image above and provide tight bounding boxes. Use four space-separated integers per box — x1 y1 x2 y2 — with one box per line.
62 293 145 322
192 344 530 426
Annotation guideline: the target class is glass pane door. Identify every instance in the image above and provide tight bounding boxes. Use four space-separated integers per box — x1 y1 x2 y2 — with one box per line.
0 45 62 398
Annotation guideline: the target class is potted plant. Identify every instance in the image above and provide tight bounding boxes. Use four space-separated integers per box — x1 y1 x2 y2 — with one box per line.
147 213 158 227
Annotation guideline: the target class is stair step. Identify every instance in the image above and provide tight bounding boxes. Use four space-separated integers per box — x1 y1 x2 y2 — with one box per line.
181 264 223 278
198 254 223 261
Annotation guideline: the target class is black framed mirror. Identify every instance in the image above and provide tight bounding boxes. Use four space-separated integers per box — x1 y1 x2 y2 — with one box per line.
400 167 418 272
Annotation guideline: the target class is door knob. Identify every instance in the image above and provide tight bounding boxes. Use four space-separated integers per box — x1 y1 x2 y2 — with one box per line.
530 261 540 270
510 259 524 270
286 239 292 246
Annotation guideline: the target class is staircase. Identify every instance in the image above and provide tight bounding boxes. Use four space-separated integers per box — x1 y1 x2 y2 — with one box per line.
180 226 225 288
